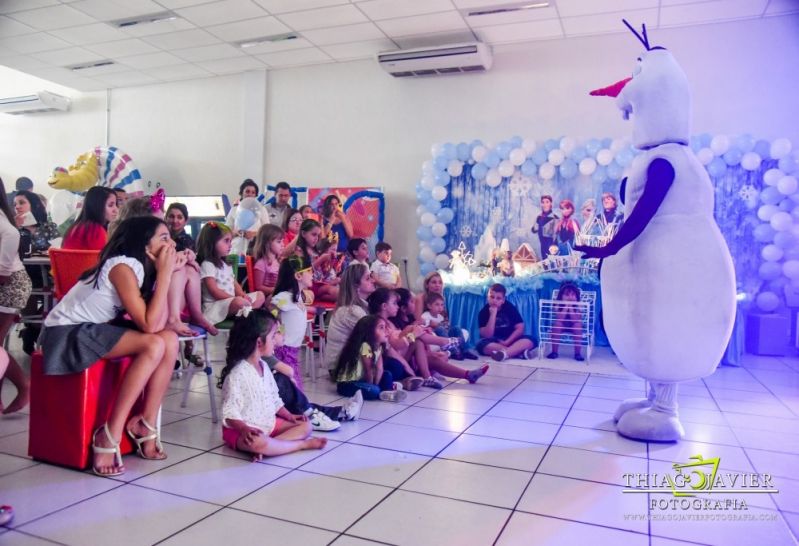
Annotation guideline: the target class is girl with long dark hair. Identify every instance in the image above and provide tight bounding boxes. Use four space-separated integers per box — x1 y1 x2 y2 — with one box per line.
62 186 118 250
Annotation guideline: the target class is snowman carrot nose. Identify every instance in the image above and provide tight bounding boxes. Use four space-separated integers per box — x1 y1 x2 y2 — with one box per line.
589 77 632 98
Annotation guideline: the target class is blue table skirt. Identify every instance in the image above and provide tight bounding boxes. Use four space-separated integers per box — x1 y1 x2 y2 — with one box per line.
444 275 744 366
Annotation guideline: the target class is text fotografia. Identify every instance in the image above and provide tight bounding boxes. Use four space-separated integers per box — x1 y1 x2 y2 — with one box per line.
622 454 778 511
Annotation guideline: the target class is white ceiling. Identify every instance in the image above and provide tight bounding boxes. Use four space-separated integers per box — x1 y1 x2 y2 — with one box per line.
0 0 795 91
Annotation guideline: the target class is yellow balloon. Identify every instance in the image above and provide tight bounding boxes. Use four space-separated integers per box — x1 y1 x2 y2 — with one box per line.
47 151 99 191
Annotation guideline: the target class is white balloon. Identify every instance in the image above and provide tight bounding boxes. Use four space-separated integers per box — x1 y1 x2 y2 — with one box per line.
431 222 447 238
771 211 793 232
756 291 780 312
420 212 436 226
764 168 785 186
784 260 799 280
522 138 537 154
431 185 447 201
416 205 426 216
696 148 714 165
421 175 435 190
434 253 450 270
579 158 597 175
420 246 436 263
509 148 526 166
548 149 565 166
762 244 784 262
771 138 793 160
610 138 625 152
758 204 779 221
498 160 515 177
422 160 435 175
431 143 443 158
447 160 463 177
486 169 502 187
596 149 614 166
777 176 798 196
559 137 576 154
710 135 730 155
471 145 487 163
539 162 556 180
740 152 762 171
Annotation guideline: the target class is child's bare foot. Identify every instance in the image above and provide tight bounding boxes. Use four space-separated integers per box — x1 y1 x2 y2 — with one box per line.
166 319 196 338
304 437 327 450
2 390 29 415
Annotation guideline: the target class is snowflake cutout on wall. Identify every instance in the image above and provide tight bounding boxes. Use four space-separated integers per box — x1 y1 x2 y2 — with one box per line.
460 225 473 238
508 173 534 197
738 185 757 201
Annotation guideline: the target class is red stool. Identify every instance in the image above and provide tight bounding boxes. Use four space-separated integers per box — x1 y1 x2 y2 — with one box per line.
28 351 139 470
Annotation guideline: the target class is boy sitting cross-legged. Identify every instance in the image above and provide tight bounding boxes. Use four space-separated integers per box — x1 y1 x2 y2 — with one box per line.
476 283 536 362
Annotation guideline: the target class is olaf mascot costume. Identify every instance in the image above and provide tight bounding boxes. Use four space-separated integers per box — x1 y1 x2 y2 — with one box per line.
575 21 735 442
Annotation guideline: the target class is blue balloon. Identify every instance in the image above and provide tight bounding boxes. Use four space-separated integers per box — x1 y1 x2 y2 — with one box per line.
779 198 795 212
496 141 512 159
532 148 548 165
585 138 602 155
470 139 484 148
456 142 470 162
442 143 457 160
559 159 578 179
426 199 442 213
544 139 559 152
592 166 608 184
774 231 796 249
759 261 782 281
735 134 755 152
434 171 450 186
607 162 624 180
601 137 613 148
570 146 587 162
436 207 455 224
754 139 771 159
472 162 489 179
689 136 702 152
707 157 727 177
484 151 501 168
510 135 523 148
434 155 448 170
420 262 435 276
521 159 537 177
753 223 776 242
430 237 446 253
416 226 433 241
779 156 799 174
761 186 782 205
699 133 712 147
615 148 634 167
723 148 743 166
419 189 432 203
235 209 255 230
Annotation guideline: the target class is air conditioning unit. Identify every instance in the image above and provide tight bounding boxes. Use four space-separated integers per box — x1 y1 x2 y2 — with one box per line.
377 42 492 78
0 91 71 115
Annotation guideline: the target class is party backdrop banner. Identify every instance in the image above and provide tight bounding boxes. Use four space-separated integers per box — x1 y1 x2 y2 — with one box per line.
415 135 799 314
309 186 385 249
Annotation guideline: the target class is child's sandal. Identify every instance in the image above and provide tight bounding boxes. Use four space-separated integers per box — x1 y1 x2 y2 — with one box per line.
126 417 167 461
92 423 124 477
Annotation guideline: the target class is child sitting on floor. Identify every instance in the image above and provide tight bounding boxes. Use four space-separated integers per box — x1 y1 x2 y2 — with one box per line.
220 310 327 460
477 283 536 362
547 282 585 362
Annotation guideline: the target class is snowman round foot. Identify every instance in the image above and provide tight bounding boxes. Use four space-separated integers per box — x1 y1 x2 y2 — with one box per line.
613 384 656 422
616 382 684 442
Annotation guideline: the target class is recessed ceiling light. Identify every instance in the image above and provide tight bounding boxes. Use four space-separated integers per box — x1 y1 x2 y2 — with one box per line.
464 2 549 17
109 11 179 29
236 33 299 49
69 60 115 71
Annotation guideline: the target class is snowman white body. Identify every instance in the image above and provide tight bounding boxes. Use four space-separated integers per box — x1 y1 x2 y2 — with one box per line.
599 48 736 441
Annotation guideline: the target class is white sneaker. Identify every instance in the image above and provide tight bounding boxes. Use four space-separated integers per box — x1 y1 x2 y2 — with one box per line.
342 390 363 421
309 409 341 432
422 376 443 390
379 389 408 403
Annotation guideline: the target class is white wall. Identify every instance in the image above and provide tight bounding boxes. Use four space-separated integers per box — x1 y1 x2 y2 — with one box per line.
266 14 799 275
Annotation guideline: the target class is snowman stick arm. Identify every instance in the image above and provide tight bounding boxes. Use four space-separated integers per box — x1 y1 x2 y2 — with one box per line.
602 158 675 255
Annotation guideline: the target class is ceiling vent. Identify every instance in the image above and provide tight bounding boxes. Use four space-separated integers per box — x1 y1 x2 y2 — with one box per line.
0 91 71 115
377 42 493 78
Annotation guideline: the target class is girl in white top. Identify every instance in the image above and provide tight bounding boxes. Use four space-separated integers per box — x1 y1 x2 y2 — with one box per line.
220 309 326 459
197 222 265 324
0 177 32 415
40 216 181 477
270 255 313 390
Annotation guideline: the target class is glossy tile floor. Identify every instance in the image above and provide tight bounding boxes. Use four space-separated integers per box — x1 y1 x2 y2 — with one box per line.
1 335 798 546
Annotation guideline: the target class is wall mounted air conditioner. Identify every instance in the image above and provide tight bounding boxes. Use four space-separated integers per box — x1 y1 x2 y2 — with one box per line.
377 42 493 77
0 91 71 115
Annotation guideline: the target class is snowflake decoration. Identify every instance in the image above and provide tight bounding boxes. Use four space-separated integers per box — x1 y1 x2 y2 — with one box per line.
738 185 757 201
451 186 465 199
508 173 534 197
460 225 473 238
